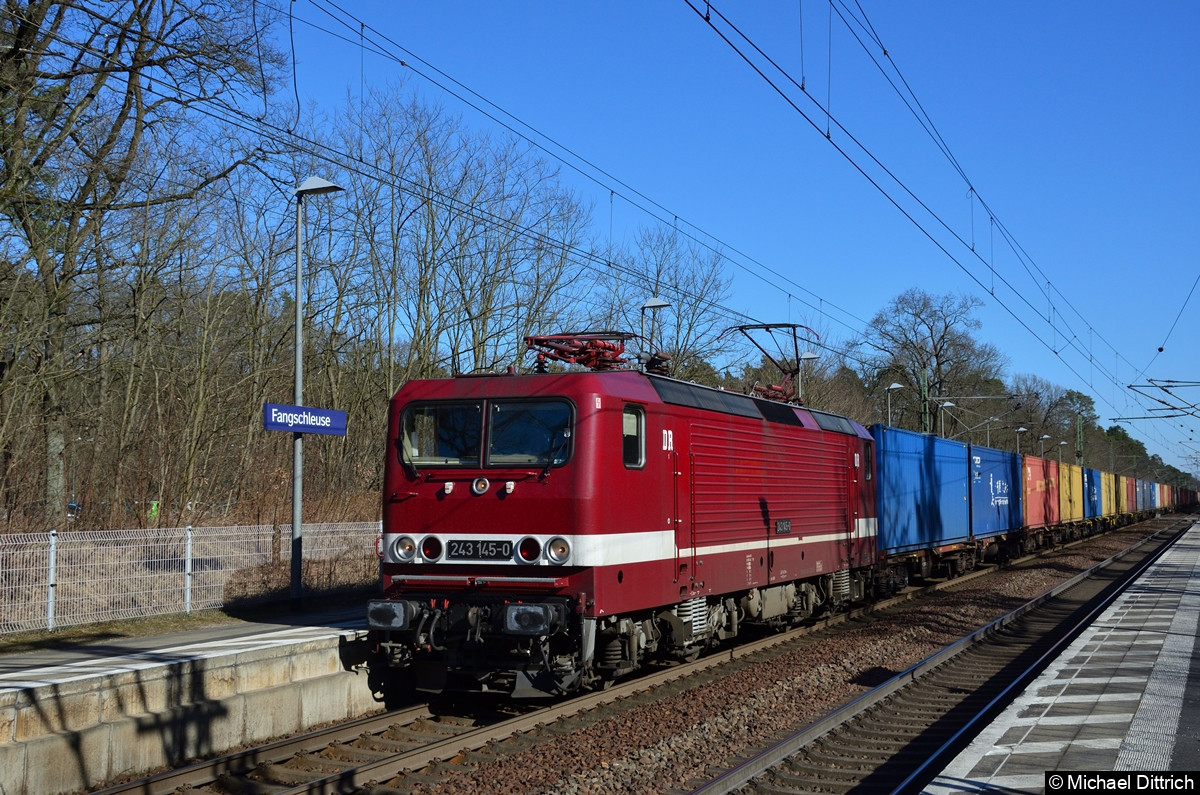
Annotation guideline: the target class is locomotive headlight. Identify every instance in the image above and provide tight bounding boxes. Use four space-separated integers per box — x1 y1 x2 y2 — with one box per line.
503 604 552 635
546 536 571 564
368 599 410 630
471 477 490 495
391 535 417 562
367 599 428 631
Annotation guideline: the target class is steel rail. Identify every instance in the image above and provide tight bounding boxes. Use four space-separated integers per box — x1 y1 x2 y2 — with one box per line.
890 519 1191 794
686 519 1191 794
256 525 1165 794
89 520 1177 795
89 706 435 795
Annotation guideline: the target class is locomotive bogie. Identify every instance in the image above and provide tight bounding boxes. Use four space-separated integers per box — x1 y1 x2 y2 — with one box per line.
369 591 584 696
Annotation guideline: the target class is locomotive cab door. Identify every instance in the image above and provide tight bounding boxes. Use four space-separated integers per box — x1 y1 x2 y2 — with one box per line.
847 438 876 570
667 429 695 588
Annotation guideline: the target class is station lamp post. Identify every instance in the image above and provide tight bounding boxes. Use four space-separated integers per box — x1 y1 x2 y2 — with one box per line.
640 297 670 349
886 383 903 426
1015 427 1028 456
939 402 956 438
798 351 819 403
291 176 343 604
1059 440 1069 463
1039 434 1051 457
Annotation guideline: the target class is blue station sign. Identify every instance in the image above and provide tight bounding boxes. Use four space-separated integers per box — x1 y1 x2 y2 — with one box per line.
263 403 348 436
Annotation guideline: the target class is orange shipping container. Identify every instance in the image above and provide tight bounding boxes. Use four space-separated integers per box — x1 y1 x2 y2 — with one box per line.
1023 457 1059 529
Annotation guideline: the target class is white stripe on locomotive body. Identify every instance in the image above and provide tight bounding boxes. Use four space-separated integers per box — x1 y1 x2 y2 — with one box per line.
381 518 879 568
854 517 878 540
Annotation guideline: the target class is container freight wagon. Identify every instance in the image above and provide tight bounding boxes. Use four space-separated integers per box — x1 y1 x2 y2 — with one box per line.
1059 463 1084 528
1120 476 1136 515
967 444 1022 555
871 426 970 577
365 330 1198 701
1082 468 1103 524
1100 471 1117 520
1023 457 1060 530
1137 480 1152 512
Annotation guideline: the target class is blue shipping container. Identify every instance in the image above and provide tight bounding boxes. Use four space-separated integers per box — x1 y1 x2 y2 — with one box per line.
967 445 1022 539
871 425 969 554
1082 468 1102 519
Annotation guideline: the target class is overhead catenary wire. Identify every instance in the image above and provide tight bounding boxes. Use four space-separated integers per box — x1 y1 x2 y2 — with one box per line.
8 1 1191 460
296 0 878 341
5 0 1160 412
829 0 1159 408
4 44 761 374
264 0 1174 424
215 0 887 375
682 0 1189 453
14 4 1152 422
1136 271 1200 382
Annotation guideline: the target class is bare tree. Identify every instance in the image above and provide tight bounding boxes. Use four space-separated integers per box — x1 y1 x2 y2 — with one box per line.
0 0 280 525
337 83 429 394
855 288 1007 432
440 136 589 374
594 226 733 383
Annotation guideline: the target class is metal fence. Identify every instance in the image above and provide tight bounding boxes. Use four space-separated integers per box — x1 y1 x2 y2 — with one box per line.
0 522 381 633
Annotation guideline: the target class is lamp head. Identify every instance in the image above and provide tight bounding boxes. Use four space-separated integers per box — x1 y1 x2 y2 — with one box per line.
294 176 344 197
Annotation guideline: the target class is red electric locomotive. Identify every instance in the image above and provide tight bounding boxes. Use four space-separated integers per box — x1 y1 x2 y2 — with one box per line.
367 333 882 697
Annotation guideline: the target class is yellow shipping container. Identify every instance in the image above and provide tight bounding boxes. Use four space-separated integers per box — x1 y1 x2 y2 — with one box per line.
1101 471 1117 518
1059 463 1084 522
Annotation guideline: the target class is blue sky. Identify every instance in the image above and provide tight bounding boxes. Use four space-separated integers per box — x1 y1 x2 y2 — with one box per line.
279 1 1199 471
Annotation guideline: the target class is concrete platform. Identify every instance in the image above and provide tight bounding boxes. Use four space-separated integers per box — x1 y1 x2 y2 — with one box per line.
926 522 1200 793
0 606 379 795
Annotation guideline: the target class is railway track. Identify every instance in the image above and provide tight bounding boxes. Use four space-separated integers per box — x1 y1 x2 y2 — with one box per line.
91 519 1187 795
689 519 1188 794
95 612 833 795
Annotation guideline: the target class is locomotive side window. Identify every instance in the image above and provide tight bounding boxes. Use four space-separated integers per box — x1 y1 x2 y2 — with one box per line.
401 403 482 465
488 400 573 466
622 405 645 468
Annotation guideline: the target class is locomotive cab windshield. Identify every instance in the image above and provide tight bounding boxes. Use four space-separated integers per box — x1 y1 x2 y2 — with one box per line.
400 399 574 469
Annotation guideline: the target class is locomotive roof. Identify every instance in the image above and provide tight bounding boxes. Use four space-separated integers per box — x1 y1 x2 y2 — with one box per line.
645 373 867 438
397 368 869 439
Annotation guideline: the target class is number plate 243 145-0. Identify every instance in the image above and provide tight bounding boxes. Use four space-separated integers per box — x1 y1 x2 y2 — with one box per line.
447 539 514 560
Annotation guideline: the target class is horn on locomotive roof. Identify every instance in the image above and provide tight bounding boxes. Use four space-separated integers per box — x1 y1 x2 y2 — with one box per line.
730 323 822 404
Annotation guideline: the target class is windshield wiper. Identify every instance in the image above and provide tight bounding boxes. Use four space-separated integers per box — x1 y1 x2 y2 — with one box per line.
541 428 571 478
397 438 420 478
